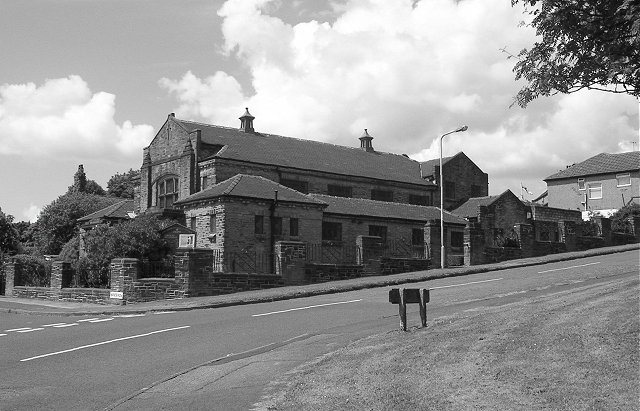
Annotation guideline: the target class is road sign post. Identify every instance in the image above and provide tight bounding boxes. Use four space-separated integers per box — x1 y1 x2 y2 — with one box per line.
389 288 430 331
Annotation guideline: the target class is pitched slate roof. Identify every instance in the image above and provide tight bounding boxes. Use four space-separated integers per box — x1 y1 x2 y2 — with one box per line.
419 155 453 178
77 200 135 222
451 194 501 219
545 151 640 181
309 194 467 225
175 174 326 206
175 118 432 187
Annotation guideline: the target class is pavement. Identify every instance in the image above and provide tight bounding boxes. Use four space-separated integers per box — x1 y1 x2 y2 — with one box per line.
2 243 638 316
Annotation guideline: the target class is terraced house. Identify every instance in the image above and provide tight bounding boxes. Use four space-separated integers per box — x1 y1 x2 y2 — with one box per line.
137 109 468 272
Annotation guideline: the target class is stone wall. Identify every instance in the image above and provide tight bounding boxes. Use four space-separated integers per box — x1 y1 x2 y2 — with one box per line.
303 263 363 283
379 257 430 275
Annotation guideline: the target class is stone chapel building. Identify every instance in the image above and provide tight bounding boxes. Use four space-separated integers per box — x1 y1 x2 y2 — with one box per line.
137 109 467 270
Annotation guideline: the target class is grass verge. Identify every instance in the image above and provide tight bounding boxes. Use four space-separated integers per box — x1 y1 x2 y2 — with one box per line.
256 276 639 410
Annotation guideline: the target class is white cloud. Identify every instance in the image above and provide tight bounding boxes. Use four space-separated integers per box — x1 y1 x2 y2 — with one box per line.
0 75 154 160
162 0 639 197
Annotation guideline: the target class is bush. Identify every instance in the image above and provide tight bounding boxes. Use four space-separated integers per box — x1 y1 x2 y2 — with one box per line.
73 257 110 288
576 219 600 237
611 203 640 234
10 254 50 287
77 214 171 285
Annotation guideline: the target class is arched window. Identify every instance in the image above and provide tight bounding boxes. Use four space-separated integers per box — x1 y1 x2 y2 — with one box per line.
157 176 179 208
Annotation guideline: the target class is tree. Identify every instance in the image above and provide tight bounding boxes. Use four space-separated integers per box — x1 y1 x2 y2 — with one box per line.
511 0 639 107
33 192 121 255
0 208 20 258
107 169 140 199
67 164 105 195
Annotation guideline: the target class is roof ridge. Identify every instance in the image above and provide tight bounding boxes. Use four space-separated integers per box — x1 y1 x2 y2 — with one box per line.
222 174 243 195
175 118 413 159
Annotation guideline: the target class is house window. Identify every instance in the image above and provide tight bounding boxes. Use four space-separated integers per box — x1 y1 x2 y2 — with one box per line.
322 222 342 241
577 178 585 190
209 214 217 242
444 181 456 199
412 228 424 245
368 225 387 242
290 218 299 237
588 183 602 200
157 177 179 208
328 184 352 198
255 215 264 235
272 217 283 236
616 173 631 187
280 179 309 194
190 217 196 231
371 189 393 202
450 231 464 248
201 176 208 191
408 194 429 206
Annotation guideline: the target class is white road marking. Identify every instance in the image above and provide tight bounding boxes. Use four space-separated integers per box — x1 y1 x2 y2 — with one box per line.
20 325 191 362
0 333 7 337
538 262 600 274
87 318 114 323
114 314 146 318
77 318 100 322
42 323 68 327
252 299 363 317
17 328 44 333
153 311 176 315
430 278 503 290
53 323 79 328
5 328 32 332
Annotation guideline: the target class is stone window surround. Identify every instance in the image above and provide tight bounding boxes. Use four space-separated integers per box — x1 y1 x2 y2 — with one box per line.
157 175 179 208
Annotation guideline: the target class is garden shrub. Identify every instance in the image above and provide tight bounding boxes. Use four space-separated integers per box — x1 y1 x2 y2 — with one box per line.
11 254 50 287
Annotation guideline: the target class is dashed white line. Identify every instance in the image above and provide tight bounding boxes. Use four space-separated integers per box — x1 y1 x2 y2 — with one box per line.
42 323 68 327
17 328 44 333
5 328 32 332
430 278 503 290
87 318 114 323
115 314 146 318
252 299 363 317
153 311 176 315
20 325 191 362
77 318 100 322
0 333 7 337
538 262 600 274
53 323 79 328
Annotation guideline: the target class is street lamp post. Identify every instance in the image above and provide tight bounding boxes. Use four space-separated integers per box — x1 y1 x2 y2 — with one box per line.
440 125 468 268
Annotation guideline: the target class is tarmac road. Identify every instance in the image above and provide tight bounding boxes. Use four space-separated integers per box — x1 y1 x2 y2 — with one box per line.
0 245 637 410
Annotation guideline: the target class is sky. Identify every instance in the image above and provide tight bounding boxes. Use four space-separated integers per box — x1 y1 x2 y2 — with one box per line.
1 0 638 223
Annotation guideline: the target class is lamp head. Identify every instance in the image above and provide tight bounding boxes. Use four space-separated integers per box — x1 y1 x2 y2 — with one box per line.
456 125 469 132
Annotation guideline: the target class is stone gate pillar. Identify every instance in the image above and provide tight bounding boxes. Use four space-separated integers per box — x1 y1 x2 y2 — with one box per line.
424 220 441 268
